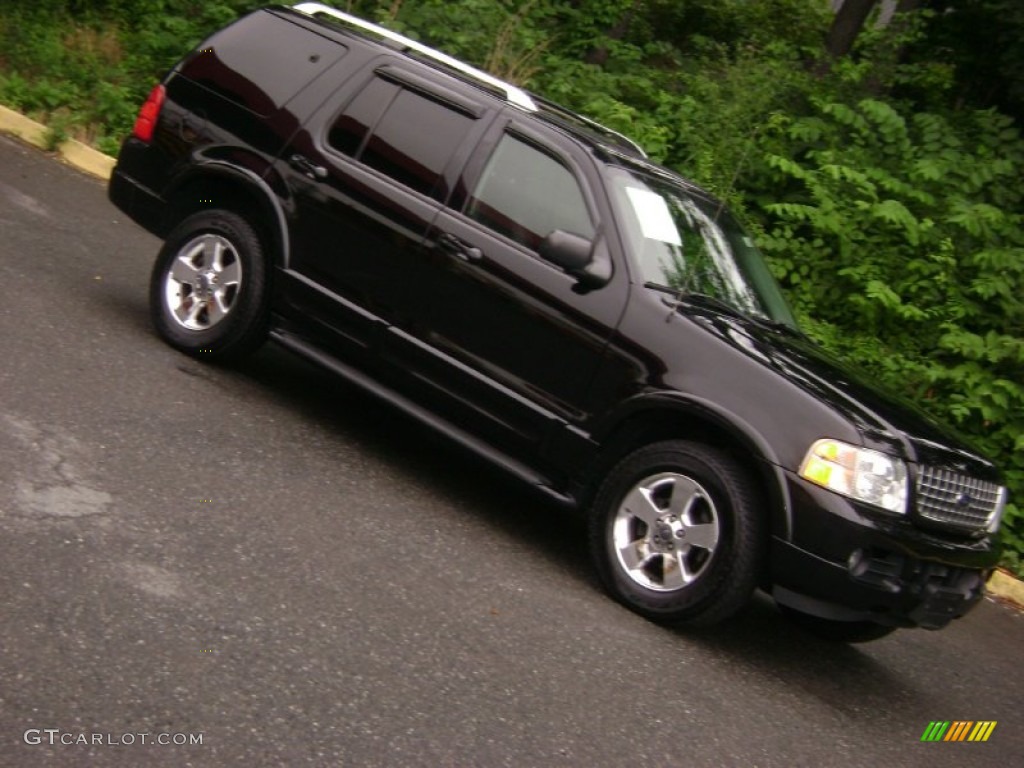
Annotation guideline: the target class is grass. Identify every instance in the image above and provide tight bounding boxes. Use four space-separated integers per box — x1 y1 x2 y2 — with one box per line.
0 2 257 154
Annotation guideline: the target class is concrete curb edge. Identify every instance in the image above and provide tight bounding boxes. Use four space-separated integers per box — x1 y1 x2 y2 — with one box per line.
0 104 115 181
987 568 1024 610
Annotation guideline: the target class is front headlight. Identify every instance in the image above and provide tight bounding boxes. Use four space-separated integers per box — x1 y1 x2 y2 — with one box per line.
799 439 908 514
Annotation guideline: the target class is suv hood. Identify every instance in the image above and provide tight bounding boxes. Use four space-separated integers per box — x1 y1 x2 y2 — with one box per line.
689 308 1000 480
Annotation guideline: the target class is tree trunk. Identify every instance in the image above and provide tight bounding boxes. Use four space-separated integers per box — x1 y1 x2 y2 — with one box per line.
825 0 880 59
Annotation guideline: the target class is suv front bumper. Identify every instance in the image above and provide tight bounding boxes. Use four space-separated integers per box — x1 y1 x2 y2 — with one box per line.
771 472 1000 629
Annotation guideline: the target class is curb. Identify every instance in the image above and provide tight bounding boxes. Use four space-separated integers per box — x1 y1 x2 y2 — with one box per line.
0 104 115 181
1 102 1023 614
988 568 1024 610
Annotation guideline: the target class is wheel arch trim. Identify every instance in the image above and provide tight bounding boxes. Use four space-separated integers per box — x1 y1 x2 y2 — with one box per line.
163 159 291 268
586 391 795 540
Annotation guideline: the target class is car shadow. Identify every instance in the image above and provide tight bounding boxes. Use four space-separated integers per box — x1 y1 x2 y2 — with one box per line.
213 341 934 713
229 341 591 554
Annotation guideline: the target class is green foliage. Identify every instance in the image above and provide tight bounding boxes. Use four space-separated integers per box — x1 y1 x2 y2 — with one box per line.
913 0 1024 125
644 0 831 55
660 43 816 207
43 114 70 151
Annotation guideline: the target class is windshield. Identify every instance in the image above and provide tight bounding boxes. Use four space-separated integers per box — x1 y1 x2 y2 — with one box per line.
607 167 798 329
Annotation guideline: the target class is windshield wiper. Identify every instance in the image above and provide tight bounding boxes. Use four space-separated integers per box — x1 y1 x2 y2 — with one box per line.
750 315 803 337
646 282 743 320
646 282 800 335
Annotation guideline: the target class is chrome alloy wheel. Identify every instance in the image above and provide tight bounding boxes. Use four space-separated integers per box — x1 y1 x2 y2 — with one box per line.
612 472 721 592
164 234 242 330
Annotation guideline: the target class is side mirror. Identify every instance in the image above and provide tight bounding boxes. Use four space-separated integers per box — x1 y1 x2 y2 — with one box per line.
539 230 612 289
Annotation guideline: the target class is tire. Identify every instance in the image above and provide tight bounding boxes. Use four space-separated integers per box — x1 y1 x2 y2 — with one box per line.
149 210 269 361
588 440 764 627
777 605 898 643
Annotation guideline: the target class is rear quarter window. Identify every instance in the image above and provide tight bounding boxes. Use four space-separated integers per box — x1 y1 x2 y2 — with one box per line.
179 11 346 116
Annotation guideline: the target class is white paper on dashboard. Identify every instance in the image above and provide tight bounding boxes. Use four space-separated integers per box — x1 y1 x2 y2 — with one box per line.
625 187 682 246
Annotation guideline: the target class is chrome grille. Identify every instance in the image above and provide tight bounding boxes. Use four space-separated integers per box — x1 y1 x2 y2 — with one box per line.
915 466 1004 533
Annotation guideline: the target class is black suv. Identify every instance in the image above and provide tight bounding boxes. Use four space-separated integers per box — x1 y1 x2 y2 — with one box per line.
109 2 1007 640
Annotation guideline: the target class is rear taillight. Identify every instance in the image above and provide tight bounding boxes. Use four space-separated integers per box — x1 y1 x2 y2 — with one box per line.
132 84 166 142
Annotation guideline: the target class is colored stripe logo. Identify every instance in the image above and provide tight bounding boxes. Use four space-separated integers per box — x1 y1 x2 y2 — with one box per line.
921 721 997 742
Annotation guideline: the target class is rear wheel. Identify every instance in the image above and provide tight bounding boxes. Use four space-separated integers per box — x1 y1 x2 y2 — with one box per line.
150 210 269 361
588 440 764 626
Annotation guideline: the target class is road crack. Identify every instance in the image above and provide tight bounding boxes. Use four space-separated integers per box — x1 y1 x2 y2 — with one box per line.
1 413 112 519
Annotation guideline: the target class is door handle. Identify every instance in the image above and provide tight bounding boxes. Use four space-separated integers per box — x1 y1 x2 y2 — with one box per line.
437 232 482 263
289 153 327 180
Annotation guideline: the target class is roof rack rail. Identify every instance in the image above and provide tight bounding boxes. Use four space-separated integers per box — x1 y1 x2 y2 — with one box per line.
292 2 537 111
531 95 648 159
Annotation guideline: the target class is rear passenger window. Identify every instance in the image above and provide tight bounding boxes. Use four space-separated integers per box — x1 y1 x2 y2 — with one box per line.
328 79 475 197
327 78 396 156
466 134 594 251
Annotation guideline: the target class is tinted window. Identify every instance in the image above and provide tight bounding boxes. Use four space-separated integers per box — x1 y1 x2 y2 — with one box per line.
181 12 346 116
607 167 797 327
328 78 397 157
466 135 593 250
329 83 474 197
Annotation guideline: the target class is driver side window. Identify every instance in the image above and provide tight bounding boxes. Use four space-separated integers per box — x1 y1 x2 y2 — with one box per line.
466 134 594 251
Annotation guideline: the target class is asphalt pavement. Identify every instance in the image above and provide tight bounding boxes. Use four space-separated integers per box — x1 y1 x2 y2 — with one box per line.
0 133 1021 768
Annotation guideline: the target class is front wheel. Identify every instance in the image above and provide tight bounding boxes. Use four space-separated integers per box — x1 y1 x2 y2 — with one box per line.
588 440 764 627
150 210 269 361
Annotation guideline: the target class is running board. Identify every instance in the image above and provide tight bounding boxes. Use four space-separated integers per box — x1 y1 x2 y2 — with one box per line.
269 328 575 506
